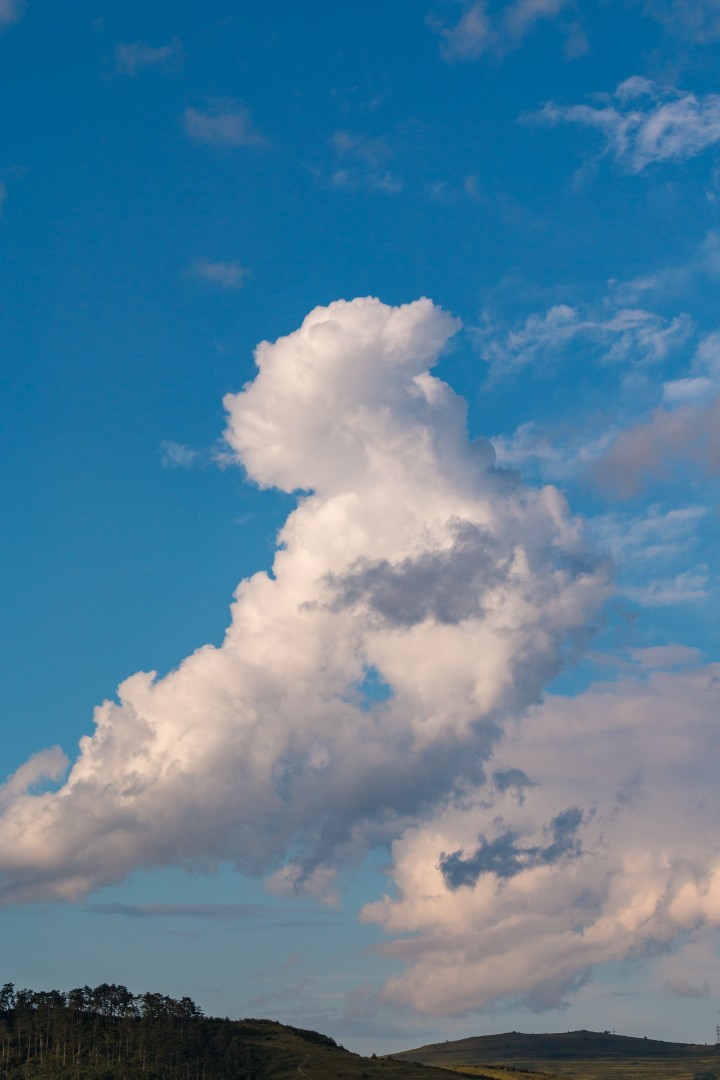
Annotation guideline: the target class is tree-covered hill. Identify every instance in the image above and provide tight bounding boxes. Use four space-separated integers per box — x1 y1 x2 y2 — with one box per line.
0 983 469 1080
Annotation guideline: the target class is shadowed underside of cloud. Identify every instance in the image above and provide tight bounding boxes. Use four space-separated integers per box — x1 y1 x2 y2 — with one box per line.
363 662 720 1015
0 297 607 908
440 805 583 886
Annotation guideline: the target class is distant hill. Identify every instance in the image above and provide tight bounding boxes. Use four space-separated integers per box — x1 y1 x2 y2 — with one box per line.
389 1029 720 1080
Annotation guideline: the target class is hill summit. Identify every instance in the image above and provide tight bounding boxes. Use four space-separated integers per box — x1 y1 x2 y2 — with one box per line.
390 1029 720 1080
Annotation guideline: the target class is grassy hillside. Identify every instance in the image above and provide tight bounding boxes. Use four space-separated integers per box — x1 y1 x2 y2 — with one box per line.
389 1029 720 1080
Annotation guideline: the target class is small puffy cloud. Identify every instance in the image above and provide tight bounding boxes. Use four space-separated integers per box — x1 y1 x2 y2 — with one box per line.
431 0 571 62
266 864 339 906
534 78 720 172
630 644 704 669
364 662 720 1015
476 303 692 379
113 38 183 77
0 297 608 905
0 0 24 29
593 397 720 496
194 260 247 289
432 2 494 60
663 376 716 403
183 100 267 148
160 441 199 469
324 131 403 194
662 975 712 997
592 328 720 496
644 0 720 43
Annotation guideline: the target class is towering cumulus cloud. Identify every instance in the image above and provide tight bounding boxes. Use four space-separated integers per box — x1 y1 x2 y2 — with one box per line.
0 298 606 919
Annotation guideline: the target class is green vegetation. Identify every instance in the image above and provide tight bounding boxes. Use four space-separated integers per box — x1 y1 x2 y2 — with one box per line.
0 983 468 1080
389 1029 720 1080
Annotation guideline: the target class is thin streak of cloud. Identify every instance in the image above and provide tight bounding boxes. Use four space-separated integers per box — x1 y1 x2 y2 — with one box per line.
87 902 335 920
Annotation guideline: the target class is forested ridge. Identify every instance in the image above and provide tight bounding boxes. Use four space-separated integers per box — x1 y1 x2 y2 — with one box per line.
0 983 339 1080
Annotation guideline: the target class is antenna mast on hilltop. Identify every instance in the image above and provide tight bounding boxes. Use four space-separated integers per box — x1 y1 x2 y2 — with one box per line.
715 1017 720 1048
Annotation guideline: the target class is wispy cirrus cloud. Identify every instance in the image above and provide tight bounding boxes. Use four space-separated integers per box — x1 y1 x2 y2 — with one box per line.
430 0 577 62
534 76 720 172
160 441 199 469
475 301 692 379
622 566 710 606
113 38 183 77
183 100 268 148
588 503 711 609
591 504 708 566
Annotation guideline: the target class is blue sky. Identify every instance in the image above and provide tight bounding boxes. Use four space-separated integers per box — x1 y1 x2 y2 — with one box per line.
1 0 720 1057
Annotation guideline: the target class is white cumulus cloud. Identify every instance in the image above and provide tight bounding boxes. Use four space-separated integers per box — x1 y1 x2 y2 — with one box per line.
0 297 608 905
